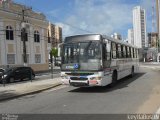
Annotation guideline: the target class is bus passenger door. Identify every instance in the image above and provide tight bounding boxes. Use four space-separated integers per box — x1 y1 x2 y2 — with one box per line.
103 40 111 68
102 40 112 85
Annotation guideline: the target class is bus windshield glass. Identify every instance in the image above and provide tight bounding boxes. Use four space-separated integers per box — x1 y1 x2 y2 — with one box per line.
62 41 102 71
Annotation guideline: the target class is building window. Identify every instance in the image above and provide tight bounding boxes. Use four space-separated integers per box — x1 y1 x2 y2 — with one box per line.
7 54 15 64
112 42 117 59
35 54 41 63
123 46 126 58
34 30 40 42
117 44 122 58
6 26 14 40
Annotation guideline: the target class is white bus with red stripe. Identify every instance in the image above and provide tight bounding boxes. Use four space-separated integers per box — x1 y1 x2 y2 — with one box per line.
61 34 139 87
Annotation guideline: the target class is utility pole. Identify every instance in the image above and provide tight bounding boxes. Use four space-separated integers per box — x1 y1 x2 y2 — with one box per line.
22 9 27 66
21 7 31 66
50 50 53 79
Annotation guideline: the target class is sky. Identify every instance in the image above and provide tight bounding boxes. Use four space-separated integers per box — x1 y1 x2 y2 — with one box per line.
14 0 153 39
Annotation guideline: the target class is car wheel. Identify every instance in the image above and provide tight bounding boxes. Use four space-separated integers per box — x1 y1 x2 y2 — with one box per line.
30 74 35 80
9 77 15 83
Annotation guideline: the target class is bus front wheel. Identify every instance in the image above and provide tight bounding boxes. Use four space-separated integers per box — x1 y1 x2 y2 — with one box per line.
130 67 134 78
110 71 117 87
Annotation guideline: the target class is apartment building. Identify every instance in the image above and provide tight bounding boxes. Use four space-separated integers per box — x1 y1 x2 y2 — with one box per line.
48 22 62 48
133 6 147 48
127 29 134 45
148 32 158 48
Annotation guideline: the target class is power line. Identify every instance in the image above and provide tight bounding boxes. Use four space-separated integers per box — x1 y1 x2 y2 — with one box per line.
0 1 94 40
18 3 94 34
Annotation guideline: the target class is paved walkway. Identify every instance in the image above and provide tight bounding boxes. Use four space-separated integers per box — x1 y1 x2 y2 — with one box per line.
0 77 61 102
140 62 160 70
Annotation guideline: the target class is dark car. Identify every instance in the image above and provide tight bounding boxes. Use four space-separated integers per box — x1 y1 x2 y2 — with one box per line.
0 68 5 73
0 67 35 83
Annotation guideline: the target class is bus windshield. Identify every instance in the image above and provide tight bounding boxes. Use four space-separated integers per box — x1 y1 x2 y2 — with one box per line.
61 41 102 71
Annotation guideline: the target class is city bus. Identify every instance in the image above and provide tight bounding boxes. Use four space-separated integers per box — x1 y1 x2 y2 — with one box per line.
61 34 139 87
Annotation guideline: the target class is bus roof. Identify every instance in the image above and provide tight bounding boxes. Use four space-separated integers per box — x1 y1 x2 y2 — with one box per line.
64 34 138 48
64 34 102 43
102 35 138 48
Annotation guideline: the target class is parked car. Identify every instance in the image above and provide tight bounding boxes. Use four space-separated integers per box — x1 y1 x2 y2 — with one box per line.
0 68 5 77
0 67 35 83
0 68 5 74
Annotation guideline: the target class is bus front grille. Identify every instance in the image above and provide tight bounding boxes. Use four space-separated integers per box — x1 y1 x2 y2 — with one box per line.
66 73 94 76
70 77 88 81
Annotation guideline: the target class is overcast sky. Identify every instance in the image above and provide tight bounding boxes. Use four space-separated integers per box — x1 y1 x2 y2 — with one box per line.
14 0 153 39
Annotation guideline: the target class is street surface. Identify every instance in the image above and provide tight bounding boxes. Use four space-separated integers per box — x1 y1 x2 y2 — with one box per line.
0 66 160 114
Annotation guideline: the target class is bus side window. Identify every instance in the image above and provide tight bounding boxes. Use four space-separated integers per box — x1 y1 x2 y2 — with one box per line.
132 48 134 58
127 47 130 58
103 44 106 60
131 47 133 58
134 48 137 58
106 41 111 60
123 46 126 58
117 44 121 58
121 45 124 58
125 46 128 58
136 49 138 58
112 42 117 59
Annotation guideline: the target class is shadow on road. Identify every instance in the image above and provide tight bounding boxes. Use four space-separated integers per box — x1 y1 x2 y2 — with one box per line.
69 73 146 93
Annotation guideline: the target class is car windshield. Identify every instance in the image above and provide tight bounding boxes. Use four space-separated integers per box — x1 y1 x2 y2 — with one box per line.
3 68 14 74
62 41 102 71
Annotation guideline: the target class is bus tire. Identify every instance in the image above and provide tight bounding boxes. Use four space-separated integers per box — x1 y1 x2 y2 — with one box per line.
130 67 134 78
110 71 117 87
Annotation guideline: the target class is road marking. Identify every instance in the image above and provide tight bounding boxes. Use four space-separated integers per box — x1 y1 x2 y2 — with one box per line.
152 106 160 120
156 106 160 114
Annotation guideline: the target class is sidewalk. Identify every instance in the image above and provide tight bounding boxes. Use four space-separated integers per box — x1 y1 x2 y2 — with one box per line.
140 62 160 66
0 77 61 102
140 62 160 70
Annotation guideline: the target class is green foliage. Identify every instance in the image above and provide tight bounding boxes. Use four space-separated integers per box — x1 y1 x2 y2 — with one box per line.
50 48 58 57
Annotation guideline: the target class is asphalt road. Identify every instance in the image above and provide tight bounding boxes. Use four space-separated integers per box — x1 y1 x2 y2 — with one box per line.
0 67 160 114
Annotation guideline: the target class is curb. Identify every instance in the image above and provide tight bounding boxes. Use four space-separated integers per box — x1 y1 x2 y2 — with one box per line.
0 83 62 102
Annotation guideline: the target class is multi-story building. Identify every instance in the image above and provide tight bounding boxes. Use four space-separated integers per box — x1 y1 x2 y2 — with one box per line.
133 6 147 48
148 32 158 48
127 29 134 45
0 0 50 71
48 22 62 48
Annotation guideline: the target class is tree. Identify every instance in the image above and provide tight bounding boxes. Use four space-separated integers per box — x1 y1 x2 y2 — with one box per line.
50 47 58 65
